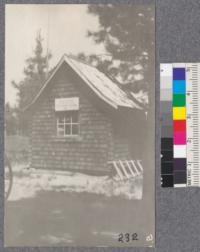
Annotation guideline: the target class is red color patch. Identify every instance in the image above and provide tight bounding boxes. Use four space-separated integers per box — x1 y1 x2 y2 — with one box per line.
173 120 186 132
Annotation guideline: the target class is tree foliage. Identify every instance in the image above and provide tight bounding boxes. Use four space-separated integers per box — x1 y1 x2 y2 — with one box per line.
13 31 52 110
11 31 51 134
80 4 154 94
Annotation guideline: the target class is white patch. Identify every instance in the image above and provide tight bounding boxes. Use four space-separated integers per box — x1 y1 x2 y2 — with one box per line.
174 145 187 158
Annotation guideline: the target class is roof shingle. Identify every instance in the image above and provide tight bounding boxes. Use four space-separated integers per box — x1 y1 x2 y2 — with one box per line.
25 54 144 111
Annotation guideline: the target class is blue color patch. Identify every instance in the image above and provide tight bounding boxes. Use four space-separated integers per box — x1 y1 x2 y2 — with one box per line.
173 67 185 80
173 68 185 80
173 80 186 94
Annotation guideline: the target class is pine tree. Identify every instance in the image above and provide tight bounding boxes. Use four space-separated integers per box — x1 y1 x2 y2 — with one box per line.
85 4 154 94
13 31 51 110
12 31 52 134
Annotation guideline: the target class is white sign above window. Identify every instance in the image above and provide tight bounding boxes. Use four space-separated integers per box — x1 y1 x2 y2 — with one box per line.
55 97 79 111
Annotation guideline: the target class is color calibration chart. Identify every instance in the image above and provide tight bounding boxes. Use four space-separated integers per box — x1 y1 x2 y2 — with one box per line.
160 63 200 188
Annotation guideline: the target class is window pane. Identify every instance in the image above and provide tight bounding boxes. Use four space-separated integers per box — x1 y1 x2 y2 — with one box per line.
72 112 78 123
65 124 71 135
65 116 71 123
57 125 64 136
72 124 79 135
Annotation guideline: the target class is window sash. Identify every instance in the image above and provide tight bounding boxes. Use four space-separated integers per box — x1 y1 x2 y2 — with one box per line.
57 114 79 136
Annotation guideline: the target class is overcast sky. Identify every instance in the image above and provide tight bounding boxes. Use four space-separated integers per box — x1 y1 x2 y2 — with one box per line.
5 4 106 106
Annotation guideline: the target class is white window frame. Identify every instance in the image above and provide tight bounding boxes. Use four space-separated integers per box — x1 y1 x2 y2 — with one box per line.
57 112 80 137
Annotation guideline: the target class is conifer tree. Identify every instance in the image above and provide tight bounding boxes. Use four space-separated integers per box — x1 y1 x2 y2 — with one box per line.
13 31 51 109
12 31 51 134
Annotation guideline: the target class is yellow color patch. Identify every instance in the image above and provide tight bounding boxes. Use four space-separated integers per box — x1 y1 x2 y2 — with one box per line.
173 107 186 120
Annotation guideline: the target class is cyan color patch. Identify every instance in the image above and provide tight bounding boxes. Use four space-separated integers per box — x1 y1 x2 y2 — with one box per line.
173 80 186 94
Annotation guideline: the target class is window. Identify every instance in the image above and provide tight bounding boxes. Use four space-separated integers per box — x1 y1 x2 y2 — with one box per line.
57 111 79 137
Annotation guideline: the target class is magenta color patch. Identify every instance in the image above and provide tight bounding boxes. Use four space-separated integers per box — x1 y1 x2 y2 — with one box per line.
173 131 186 145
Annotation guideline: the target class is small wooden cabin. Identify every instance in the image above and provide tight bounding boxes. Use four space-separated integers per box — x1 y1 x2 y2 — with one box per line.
26 54 147 174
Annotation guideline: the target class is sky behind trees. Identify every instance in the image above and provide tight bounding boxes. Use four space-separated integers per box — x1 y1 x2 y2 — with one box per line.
6 4 105 106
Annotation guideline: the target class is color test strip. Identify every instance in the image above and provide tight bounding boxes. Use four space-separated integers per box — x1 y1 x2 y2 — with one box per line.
160 64 187 187
161 63 200 188
172 66 187 187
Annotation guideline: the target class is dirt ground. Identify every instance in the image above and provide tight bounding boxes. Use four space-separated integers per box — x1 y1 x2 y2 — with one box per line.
5 190 154 247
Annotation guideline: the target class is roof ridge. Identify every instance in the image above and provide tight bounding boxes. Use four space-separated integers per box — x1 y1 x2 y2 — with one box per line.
64 54 96 68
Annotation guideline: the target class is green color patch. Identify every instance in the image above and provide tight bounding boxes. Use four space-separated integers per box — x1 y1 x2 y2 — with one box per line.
173 94 186 107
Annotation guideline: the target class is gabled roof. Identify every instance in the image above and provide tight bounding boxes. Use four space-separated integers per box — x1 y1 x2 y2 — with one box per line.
25 54 144 111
